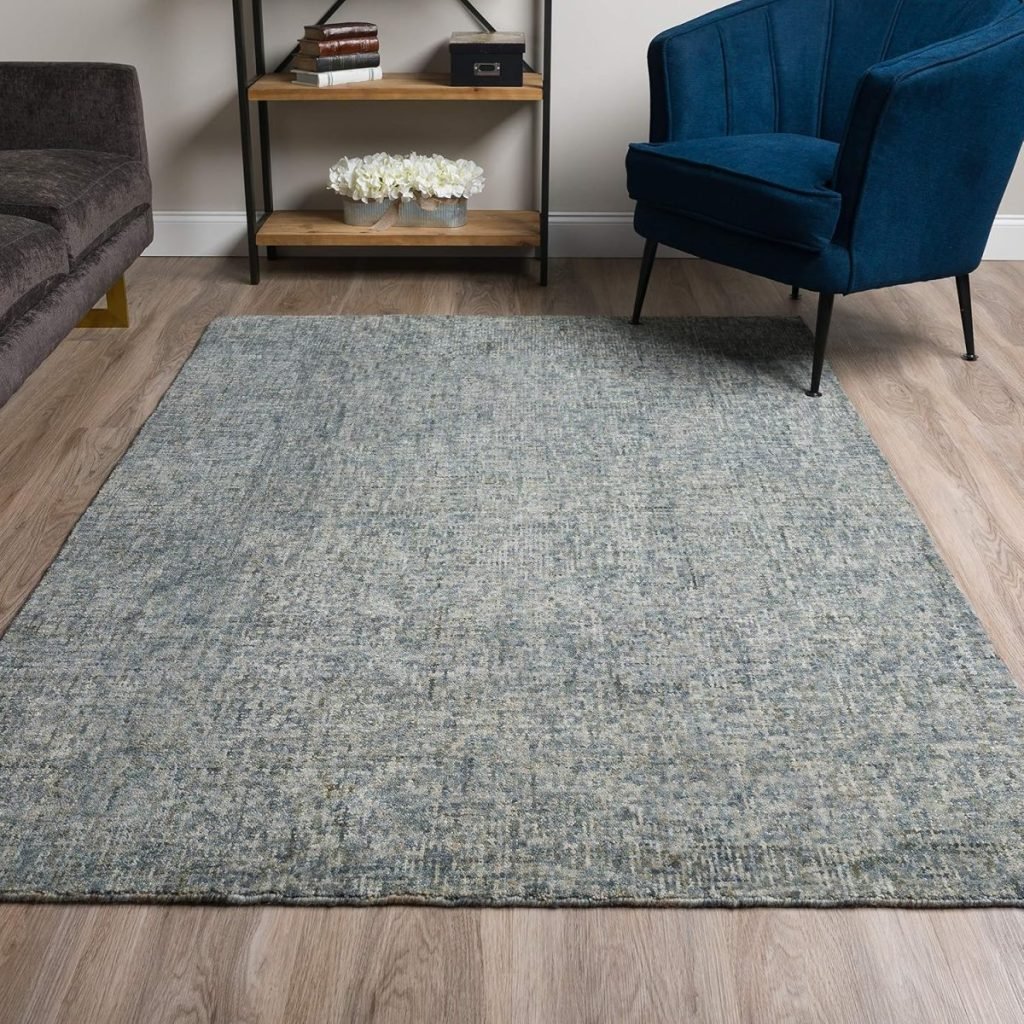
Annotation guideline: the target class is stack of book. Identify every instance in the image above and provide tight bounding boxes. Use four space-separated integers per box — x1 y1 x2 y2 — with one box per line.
291 22 383 87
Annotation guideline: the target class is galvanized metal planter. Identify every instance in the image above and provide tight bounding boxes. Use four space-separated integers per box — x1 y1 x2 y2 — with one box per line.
341 198 395 226
341 196 469 228
398 197 469 227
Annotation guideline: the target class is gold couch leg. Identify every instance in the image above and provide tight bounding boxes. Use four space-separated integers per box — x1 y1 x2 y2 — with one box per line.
77 277 130 329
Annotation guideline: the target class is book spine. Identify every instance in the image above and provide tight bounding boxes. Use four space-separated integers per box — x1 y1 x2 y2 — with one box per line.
293 53 381 72
304 22 378 40
292 67 384 87
299 36 380 56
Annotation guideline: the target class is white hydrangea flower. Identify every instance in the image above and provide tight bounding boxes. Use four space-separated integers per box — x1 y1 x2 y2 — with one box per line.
328 153 485 201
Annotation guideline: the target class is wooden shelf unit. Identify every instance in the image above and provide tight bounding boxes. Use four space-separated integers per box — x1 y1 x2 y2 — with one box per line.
256 210 542 247
230 0 553 286
248 71 544 103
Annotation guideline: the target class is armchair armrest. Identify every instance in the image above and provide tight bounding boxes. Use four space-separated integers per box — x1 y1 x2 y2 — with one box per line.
648 0 831 143
832 12 1024 291
0 63 148 165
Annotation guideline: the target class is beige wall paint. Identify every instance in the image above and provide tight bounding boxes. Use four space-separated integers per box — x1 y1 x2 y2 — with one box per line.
3 0 1022 228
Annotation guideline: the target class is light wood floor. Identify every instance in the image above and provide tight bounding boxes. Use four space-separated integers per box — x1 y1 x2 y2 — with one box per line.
1 256 1023 1023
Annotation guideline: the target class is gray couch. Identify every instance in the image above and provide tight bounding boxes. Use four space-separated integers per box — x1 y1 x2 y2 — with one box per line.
0 63 153 407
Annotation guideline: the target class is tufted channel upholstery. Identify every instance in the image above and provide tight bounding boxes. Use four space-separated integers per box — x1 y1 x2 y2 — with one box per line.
626 0 1024 307
646 0 1022 144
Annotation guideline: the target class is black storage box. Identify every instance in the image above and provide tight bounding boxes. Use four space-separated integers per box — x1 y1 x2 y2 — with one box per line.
450 32 526 87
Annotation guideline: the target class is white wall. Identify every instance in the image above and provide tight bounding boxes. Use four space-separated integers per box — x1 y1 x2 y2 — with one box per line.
4 0 1023 257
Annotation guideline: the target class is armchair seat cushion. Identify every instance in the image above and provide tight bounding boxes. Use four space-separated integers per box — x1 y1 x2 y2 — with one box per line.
0 149 151 264
627 134 843 252
0 215 69 335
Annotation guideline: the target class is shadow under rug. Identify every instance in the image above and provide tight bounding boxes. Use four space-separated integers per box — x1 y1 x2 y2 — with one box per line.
2 315 1022 907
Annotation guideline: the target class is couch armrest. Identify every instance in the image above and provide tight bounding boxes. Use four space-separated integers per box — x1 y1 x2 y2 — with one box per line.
0 63 148 165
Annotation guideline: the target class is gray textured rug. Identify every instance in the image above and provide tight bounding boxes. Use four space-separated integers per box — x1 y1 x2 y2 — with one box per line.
2 315 1023 908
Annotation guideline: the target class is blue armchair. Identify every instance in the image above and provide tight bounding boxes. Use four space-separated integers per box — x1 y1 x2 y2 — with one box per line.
626 0 1024 395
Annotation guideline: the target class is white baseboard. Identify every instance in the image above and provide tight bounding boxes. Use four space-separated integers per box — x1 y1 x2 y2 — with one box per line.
148 212 252 258
547 213 658 258
981 214 1024 260
148 211 1024 261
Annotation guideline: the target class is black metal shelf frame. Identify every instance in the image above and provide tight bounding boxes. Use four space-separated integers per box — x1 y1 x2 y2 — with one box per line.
230 0 553 285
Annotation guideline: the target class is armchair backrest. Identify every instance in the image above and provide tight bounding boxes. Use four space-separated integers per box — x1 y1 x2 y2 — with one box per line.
649 0 831 142
649 0 1021 143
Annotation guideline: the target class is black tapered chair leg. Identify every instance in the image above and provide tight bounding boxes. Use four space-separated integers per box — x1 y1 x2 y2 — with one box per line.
631 239 659 325
807 292 835 397
956 274 978 361
791 285 801 300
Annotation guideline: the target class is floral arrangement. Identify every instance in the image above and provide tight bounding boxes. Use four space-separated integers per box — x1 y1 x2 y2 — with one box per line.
328 152 486 203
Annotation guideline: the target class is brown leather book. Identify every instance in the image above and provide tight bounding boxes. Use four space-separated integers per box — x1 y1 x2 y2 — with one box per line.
298 36 380 57
303 22 378 41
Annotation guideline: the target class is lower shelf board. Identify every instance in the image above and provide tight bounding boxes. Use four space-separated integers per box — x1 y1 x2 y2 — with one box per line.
255 210 542 248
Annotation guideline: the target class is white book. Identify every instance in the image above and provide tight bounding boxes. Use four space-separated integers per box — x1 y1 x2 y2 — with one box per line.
291 66 384 87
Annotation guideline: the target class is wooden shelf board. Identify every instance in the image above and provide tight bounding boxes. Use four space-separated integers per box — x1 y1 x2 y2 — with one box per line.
249 72 544 102
256 210 542 247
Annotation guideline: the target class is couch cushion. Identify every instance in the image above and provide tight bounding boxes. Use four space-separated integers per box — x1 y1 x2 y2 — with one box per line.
627 134 843 252
0 214 69 335
0 149 151 264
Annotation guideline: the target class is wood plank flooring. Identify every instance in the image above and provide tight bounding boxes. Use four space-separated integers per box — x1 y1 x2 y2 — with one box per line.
1 256 1023 1023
